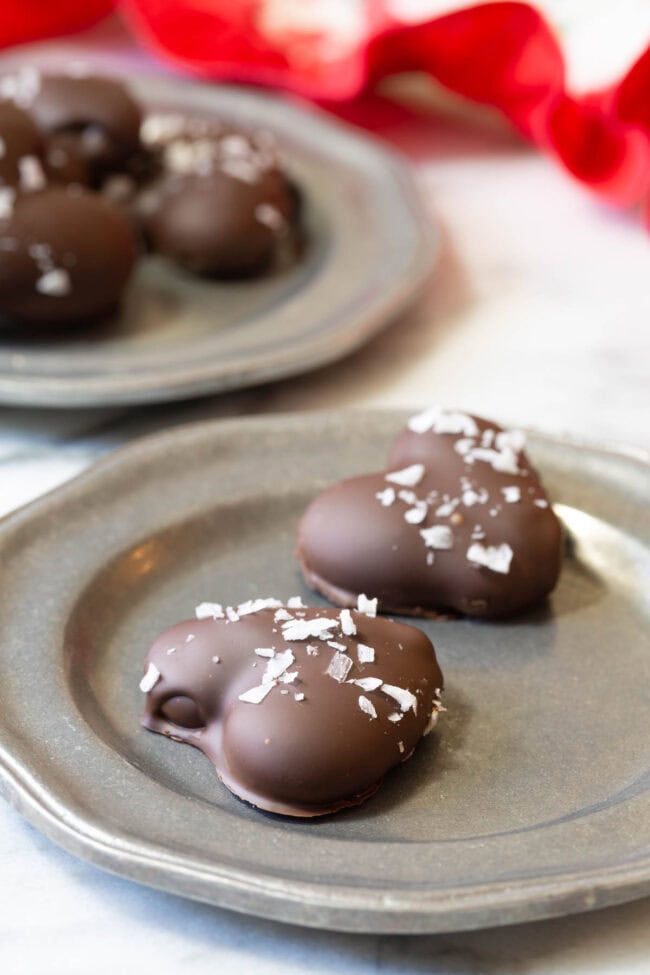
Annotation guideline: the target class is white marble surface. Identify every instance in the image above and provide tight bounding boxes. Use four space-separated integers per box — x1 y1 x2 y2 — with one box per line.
1 15 649 974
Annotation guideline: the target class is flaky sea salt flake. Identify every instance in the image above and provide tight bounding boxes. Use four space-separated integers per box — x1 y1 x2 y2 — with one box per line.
357 643 375 664
195 602 224 619
358 696 377 719
340 608 356 636
466 542 513 574
357 594 377 617
139 663 160 693
382 684 418 714
326 651 353 683
239 682 275 704
385 463 425 487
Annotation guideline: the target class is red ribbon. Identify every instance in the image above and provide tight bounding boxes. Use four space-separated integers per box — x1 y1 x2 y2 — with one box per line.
2 2 649 218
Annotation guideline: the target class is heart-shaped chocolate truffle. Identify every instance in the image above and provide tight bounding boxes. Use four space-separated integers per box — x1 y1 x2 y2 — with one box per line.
297 408 563 619
141 598 443 817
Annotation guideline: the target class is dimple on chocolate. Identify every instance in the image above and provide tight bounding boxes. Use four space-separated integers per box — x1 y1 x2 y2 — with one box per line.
297 408 563 620
141 597 444 817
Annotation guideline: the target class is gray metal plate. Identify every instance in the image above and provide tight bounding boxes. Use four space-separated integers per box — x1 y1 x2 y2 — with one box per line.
0 410 648 933
0 71 436 407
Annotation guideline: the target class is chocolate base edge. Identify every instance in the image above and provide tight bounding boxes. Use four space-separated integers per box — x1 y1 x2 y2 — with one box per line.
141 713 383 818
297 553 557 621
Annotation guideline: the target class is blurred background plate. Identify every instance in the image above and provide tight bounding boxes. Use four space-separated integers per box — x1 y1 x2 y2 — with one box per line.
0 410 649 934
0 66 437 408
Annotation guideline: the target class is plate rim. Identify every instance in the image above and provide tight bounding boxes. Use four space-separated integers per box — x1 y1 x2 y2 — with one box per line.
0 408 649 933
0 68 437 408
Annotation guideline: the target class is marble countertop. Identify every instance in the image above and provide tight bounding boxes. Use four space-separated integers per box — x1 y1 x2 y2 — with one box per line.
1 16 649 975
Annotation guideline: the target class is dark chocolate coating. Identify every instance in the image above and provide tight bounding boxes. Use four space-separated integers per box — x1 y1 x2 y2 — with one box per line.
141 167 292 277
297 410 563 620
141 604 443 817
29 75 142 178
44 132 92 186
0 102 44 187
0 187 137 326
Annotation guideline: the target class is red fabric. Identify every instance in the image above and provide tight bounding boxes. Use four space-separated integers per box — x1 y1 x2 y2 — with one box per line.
2 1 650 219
0 0 115 48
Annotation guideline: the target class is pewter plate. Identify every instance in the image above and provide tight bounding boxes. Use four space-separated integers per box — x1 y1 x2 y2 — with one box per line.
0 410 649 934
0 69 436 407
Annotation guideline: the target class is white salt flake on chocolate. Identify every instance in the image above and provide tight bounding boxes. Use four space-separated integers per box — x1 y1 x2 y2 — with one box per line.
420 525 453 550
36 268 71 297
263 649 295 684
0 66 41 108
375 486 396 507
254 647 276 658
466 542 513 574
534 499 549 508
287 596 305 608
294 692 305 702
388 712 403 723
139 663 161 693
358 695 377 719
426 551 435 565
357 643 375 664
212 655 221 664
357 594 378 617
327 640 347 651
220 133 252 157
238 682 275 704
385 463 425 487
237 597 283 616
274 608 293 622
226 607 240 622
340 608 356 636
435 498 460 518
462 487 489 507
166 647 176 655
404 504 428 525
18 155 46 191
408 406 478 437
278 671 298 684
326 651 353 683
502 486 521 503
195 601 224 619
496 429 526 452
306 644 319 656
185 634 195 643
0 186 16 220
282 617 334 640
397 489 418 505
382 684 418 714
221 158 259 184
354 677 382 691
255 203 286 233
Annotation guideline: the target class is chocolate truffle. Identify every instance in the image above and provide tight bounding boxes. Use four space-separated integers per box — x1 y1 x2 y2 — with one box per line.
141 598 444 817
138 124 294 276
28 74 142 180
0 101 46 190
297 408 563 620
0 186 137 326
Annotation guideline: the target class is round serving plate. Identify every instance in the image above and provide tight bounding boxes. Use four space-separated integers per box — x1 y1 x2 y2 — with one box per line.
0 410 649 933
0 55 436 407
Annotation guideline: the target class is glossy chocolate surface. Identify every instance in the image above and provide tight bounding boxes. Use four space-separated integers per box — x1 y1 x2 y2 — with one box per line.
141 601 444 817
0 102 45 189
29 74 142 178
0 187 137 326
298 409 563 619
